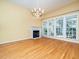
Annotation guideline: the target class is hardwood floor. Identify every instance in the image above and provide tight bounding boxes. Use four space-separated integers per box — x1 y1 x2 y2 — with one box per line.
0 38 79 59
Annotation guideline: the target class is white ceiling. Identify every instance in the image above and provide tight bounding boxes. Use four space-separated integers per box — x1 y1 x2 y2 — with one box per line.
8 0 77 13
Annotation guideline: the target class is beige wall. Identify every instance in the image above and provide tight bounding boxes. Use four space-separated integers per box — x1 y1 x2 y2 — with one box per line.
0 1 41 43
42 0 79 19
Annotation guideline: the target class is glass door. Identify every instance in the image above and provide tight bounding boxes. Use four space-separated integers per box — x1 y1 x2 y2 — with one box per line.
66 15 77 39
56 17 64 37
42 21 48 36
48 19 55 37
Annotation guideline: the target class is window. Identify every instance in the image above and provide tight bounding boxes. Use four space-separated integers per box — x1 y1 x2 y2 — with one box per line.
56 17 64 37
48 20 54 37
66 15 77 39
42 12 78 40
42 21 48 36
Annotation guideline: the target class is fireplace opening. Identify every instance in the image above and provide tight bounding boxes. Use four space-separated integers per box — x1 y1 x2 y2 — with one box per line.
33 30 39 38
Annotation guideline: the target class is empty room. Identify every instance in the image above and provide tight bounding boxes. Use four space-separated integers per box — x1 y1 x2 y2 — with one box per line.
0 0 79 59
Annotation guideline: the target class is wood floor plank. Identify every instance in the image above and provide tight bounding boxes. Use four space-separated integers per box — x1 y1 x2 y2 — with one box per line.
0 38 79 59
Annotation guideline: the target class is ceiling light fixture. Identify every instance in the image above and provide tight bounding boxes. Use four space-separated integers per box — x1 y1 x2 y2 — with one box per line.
32 8 44 18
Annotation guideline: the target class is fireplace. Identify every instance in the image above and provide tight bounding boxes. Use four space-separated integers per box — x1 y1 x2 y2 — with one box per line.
33 30 39 38
32 27 41 38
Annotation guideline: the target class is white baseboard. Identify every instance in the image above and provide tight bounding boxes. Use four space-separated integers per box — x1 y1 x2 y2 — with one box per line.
43 36 79 44
0 37 32 44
